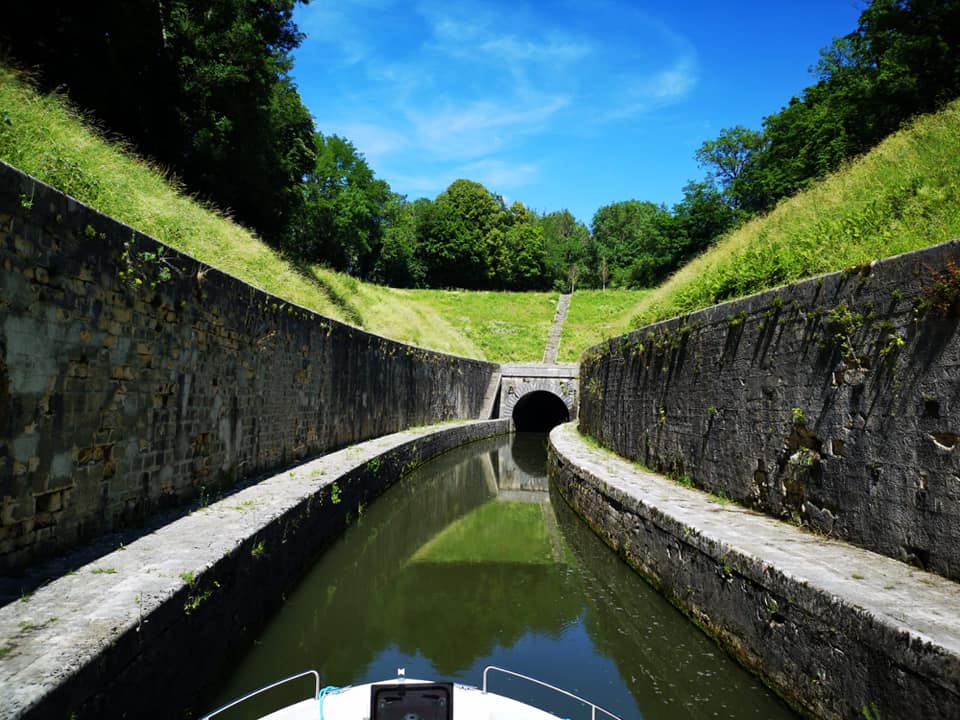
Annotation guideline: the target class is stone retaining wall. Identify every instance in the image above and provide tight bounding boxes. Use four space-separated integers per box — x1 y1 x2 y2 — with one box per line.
548 423 960 720
0 419 511 719
579 240 960 581
0 162 499 572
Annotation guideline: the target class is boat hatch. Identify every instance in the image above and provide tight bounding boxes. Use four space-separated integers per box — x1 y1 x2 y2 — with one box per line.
371 682 454 720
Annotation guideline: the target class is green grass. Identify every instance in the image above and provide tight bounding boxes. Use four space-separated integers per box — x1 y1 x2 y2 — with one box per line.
403 290 558 362
560 289 650 361
630 98 960 328
7 63 957 363
0 67 341 318
411 501 555 564
0 66 570 362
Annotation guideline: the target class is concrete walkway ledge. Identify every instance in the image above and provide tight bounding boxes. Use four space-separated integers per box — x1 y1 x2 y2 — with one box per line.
548 422 960 720
0 418 511 719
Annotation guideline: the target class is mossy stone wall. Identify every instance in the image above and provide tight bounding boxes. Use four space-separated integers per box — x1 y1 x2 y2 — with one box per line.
579 240 960 581
0 162 498 571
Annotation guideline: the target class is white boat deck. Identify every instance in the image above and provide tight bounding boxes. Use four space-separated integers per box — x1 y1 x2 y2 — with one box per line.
257 679 559 720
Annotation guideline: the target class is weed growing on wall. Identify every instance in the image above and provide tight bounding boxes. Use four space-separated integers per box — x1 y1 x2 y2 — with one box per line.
117 233 176 290
179 570 218 615
825 304 864 368
791 407 806 426
918 258 960 317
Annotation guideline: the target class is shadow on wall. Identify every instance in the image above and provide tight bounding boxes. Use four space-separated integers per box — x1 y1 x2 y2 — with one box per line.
513 390 570 432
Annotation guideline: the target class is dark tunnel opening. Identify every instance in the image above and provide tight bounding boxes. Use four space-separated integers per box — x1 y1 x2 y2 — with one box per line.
511 390 570 433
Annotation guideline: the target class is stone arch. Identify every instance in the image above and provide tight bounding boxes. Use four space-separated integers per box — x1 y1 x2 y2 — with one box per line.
510 390 570 432
497 363 578 431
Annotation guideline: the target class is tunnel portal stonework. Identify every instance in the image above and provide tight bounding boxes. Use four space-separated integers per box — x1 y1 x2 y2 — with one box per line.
498 363 578 428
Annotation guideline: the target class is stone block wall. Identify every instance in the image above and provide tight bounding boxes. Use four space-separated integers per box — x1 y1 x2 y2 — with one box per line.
579 240 960 581
0 162 498 572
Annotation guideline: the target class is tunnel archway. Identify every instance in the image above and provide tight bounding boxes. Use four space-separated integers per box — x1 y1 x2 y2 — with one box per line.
512 390 570 432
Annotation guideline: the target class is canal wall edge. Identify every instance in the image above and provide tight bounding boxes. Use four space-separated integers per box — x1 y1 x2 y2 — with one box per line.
0 418 512 719
548 422 960 720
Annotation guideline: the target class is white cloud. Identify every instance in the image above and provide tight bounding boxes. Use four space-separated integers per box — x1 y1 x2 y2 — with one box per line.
405 96 571 160
479 35 591 65
336 123 411 162
293 0 701 199
455 159 539 188
605 54 699 119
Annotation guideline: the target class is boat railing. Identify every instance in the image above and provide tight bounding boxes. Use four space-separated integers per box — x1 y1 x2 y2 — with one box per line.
200 669 320 719
482 665 623 720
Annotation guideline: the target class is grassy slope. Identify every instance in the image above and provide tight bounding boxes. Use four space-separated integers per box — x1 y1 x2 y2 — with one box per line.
4 65 959 361
0 66 572 361
0 67 488 358
630 98 960 328
559 289 649 362
405 289 558 362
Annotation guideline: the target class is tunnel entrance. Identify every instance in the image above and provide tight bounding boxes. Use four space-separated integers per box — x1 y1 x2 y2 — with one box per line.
511 390 570 432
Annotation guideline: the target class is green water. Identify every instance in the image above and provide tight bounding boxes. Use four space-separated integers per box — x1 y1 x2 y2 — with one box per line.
201 433 796 719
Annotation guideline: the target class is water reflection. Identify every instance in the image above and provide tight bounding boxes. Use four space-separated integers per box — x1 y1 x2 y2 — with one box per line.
202 433 795 720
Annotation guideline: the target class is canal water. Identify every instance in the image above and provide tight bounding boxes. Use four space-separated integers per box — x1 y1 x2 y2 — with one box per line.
201 433 796 719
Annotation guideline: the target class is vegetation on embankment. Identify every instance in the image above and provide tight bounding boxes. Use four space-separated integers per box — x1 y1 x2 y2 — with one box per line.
558 290 649 362
0 66 577 361
5 60 960 362
630 98 960 328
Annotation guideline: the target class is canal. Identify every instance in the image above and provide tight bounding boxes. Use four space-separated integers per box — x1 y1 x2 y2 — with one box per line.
200 433 796 719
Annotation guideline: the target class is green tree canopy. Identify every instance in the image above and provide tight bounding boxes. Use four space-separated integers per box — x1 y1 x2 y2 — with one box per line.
734 0 960 212
0 0 316 243
694 126 766 210
590 201 679 288
540 210 591 292
502 203 548 290
291 133 398 274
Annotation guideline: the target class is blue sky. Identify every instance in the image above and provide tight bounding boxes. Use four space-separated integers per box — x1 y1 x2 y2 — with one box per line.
290 0 866 225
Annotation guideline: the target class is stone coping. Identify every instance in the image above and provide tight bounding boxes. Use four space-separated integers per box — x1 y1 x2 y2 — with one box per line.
549 422 960 719
500 363 578 377
0 419 511 719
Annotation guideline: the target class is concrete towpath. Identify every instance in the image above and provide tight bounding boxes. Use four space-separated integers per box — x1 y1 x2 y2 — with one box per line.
0 419 511 719
542 293 572 364
549 422 960 719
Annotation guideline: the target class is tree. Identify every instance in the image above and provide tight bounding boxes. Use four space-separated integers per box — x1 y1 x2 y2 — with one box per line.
502 202 547 290
744 0 960 211
161 0 317 241
540 210 591 291
590 201 678 288
372 199 426 288
291 133 396 273
415 179 512 288
417 194 487 288
0 0 316 243
695 126 766 210
672 181 740 259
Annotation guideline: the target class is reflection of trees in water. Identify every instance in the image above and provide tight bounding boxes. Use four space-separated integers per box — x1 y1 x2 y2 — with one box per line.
550 485 795 720
209 437 503 704
207 435 792 720
358 562 580 676
212 433 583 704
